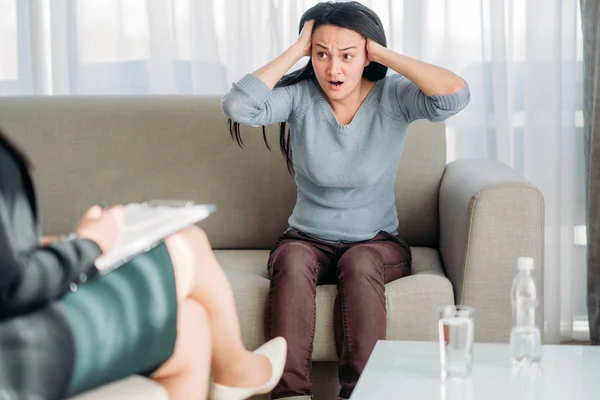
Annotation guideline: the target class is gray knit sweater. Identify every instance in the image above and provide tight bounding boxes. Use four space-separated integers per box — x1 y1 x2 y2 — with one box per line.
222 73 470 242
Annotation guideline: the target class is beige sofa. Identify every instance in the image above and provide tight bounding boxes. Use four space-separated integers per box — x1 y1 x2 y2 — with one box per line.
0 96 544 400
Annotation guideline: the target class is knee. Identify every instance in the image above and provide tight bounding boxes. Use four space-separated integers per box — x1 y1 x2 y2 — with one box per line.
180 226 221 270
165 226 214 301
180 225 211 251
269 242 318 280
338 247 381 280
166 225 210 255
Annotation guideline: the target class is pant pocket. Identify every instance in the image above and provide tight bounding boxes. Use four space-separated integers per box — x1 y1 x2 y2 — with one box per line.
379 232 412 267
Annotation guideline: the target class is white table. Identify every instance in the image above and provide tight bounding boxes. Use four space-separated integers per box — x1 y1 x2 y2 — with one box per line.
350 340 600 400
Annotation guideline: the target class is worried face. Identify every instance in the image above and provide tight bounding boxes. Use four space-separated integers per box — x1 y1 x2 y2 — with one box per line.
310 24 371 102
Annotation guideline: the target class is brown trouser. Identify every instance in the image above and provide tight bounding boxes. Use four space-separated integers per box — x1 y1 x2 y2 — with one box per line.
265 229 412 399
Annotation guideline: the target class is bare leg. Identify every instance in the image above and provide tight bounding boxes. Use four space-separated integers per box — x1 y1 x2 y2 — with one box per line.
152 299 212 400
165 226 272 388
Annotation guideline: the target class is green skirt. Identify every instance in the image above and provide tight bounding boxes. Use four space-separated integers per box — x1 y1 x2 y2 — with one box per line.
60 242 178 396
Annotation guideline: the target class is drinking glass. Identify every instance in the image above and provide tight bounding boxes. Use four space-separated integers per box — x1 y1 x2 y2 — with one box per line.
438 305 474 381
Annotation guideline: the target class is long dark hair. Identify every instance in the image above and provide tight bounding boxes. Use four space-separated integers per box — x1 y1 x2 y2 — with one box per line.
228 1 389 173
0 127 33 170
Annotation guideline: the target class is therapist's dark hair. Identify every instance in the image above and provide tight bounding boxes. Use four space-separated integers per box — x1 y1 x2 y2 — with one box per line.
0 127 33 170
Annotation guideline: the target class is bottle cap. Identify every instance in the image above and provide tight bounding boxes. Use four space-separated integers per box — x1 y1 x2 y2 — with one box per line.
517 256 534 271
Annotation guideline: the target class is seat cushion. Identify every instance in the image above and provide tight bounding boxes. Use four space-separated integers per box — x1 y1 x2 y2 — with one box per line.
216 247 454 362
67 376 168 400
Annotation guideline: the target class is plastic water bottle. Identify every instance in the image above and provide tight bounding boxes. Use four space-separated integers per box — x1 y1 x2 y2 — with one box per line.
509 256 542 368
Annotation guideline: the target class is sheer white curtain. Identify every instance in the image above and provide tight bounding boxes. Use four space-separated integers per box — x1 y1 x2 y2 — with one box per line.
0 0 586 343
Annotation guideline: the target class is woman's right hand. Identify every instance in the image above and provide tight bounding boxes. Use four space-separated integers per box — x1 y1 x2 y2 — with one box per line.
296 20 315 57
252 19 315 89
75 205 125 254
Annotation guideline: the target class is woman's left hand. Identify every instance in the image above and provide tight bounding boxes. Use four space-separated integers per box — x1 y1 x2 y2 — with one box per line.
366 38 384 63
365 37 465 96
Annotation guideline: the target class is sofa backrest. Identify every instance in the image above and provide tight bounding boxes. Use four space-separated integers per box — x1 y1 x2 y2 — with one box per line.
0 96 446 249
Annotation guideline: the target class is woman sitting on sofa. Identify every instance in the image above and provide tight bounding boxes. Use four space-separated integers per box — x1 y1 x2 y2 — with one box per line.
0 127 286 400
222 1 469 398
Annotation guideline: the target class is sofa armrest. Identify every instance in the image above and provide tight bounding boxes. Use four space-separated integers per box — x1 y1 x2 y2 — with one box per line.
439 159 544 342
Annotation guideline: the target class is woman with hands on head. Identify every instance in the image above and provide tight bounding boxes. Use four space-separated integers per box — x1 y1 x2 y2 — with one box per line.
222 1 470 399
0 129 287 400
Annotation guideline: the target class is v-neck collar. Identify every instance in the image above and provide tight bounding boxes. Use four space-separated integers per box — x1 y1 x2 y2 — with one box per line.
315 78 382 131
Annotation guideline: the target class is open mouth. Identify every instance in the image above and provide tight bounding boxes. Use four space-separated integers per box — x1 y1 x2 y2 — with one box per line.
328 81 344 88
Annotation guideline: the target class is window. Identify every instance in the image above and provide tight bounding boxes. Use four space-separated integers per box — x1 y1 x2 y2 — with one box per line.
0 0 18 81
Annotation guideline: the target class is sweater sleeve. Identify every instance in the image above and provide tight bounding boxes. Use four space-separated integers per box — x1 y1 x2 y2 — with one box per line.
0 138 103 318
0 235 102 318
221 74 295 127
389 75 471 123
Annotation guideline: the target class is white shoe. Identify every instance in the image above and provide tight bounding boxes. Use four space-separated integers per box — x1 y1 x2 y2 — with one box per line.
210 337 287 400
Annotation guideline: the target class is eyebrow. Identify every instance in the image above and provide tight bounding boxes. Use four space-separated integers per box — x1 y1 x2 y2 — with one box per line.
315 43 357 51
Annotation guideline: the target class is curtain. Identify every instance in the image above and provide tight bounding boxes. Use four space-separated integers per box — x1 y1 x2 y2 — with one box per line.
0 0 586 343
580 0 600 345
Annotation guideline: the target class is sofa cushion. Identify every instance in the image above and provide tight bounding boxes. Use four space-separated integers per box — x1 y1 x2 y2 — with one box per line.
67 375 168 400
216 246 454 362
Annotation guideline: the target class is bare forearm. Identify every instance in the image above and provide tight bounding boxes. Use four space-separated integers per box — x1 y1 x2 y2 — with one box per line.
253 43 307 89
370 46 464 96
